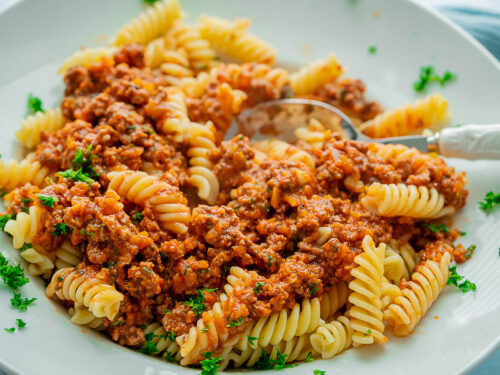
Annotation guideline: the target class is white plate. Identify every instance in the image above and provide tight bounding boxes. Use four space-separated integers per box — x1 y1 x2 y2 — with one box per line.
0 0 500 374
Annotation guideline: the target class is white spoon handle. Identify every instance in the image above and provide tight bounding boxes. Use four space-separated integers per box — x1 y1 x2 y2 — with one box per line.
439 124 500 159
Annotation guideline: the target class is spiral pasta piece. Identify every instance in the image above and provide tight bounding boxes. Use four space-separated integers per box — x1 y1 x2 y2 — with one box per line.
381 277 403 310
389 239 419 280
384 243 407 284
361 183 454 219
141 322 182 361
361 93 450 138
4 205 44 249
320 282 348 321
161 48 195 85
347 235 387 346
179 71 212 98
294 118 331 148
145 37 168 68
253 139 315 169
0 155 50 191
155 86 190 138
68 302 106 331
383 252 450 336
55 241 82 269
111 0 182 46
46 267 124 320
16 108 67 148
290 54 344 95
19 246 54 278
310 315 353 359
166 21 216 70
107 170 190 234
58 47 117 74
198 15 276 65
184 121 220 204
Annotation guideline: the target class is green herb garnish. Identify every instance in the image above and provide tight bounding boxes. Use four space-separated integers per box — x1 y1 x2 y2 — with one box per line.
368 45 377 54
27 93 44 114
200 351 222 375
11 292 37 311
4 327 15 333
72 146 99 179
479 191 500 212
253 281 265 294
422 223 449 233
16 319 26 330
465 245 476 259
226 318 244 328
0 213 13 231
132 212 144 222
0 254 29 289
447 266 476 293
314 370 326 375
413 65 457 92
58 168 94 185
305 351 314 362
142 266 152 274
51 222 73 236
247 335 261 346
184 289 208 317
80 228 94 236
310 282 320 296
37 194 58 208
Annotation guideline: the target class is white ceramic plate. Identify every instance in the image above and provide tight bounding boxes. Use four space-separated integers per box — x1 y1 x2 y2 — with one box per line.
0 0 499 374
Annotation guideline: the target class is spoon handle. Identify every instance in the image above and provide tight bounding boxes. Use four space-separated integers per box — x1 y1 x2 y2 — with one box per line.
437 124 500 159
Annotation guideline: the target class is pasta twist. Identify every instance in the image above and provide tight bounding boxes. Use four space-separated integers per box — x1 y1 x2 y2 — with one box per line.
166 21 216 70
381 277 402 310
384 243 407 284
155 86 190 138
68 302 106 331
107 170 190 234
253 139 315 169
4 205 44 249
294 118 331 148
320 282 348 321
347 235 387 346
184 121 220 204
290 54 344 95
361 93 450 138
55 241 82 269
198 15 276 65
161 48 195 85
310 315 353 359
17 108 67 148
46 267 124 320
111 0 182 46
360 183 454 219
145 37 167 68
179 71 212 98
58 47 117 74
19 246 54 278
383 252 450 336
142 322 182 361
389 239 419 280
0 155 50 191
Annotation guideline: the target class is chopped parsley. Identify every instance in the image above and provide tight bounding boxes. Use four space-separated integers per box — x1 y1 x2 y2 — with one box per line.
27 93 44 114
247 335 261 346
140 340 158 355
478 191 500 212
11 292 37 311
310 282 320 296
37 194 58 208
112 320 125 326
72 146 99 179
4 327 15 333
422 223 449 233
51 222 72 236
255 349 295 370
465 245 476 259
460 231 467 236
264 204 270 212
363 329 372 336
447 266 476 293
19 244 32 252
164 351 177 361
305 351 314 362
0 254 29 289
413 65 457 92
314 370 326 375
368 45 377 54
144 332 155 342
0 213 13 231
0 189 7 198
16 319 26 330
184 289 208 316
161 331 176 342
58 168 95 185
142 266 152 274
132 212 144 222
143 0 160 4
200 351 222 375
164 309 171 315
201 327 209 334
226 318 244 328
80 228 94 236
266 255 274 268
21 198 32 205
253 281 265 294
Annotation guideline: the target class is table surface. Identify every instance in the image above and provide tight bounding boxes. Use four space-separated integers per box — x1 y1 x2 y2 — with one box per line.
0 0 498 374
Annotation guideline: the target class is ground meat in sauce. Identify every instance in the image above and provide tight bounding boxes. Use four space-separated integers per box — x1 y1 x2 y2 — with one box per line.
3 44 470 358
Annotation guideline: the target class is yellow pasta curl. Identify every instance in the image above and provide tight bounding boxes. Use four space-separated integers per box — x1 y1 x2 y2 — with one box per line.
19 246 54 278
320 282 348 321
107 170 190 234
111 0 182 46
294 118 331 148
46 267 124 320
384 243 407 284
144 37 168 68
347 235 387 346
155 86 190 139
290 54 344 95
389 239 419 280
361 93 450 138
185 122 220 204
381 277 403 310
55 241 81 269
4 205 44 249
360 183 454 218
179 71 212 98
383 252 450 336
17 108 67 148
310 315 353 359
58 47 117 74
0 155 50 191
141 322 182 361
68 302 106 331
253 139 315 169
198 15 276 65
161 48 195 85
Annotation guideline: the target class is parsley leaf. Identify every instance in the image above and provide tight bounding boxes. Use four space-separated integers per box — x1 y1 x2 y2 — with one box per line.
132 212 144 222
447 266 476 293
465 245 476 259
266 255 274 268
160 331 176 342
200 352 222 375
413 65 457 92
184 289 208 317
247 335 261 346
140 340 158 355
253 281 265 294
478 191 500 212
112 320 125 326
164 351 177 362
72 146 99 179
21 198 32 205
314 370 326 375
142 266 152 274
226 318 244 328
4 327 15 333
58 168 94 185
143 0 159 4
305 351 314 362
255 349 294 370
51 222 72 236
0 254 29 289
11 292 37 311
422 223 449 233
0 213 13 231
368 45 377 54
27 93 44 114
164 309 171 315
310 282 320 296
37 194 58 208
16 319 26 330
19 244 32 252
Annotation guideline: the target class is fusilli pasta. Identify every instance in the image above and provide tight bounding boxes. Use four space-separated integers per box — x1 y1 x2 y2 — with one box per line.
55 241 81 269
58 47 117 74
310 315 353 359
17 108 67 148
68 302 106 331
4 205 44 249
253 139 315 169
290 54 344 95
19 246 54 278
141 322 182 361
0 155 50 191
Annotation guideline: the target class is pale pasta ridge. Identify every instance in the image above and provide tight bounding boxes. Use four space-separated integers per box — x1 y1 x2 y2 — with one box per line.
290 54 344 95
310 315 353 359
253 139 315 169
17 108 67 148
58 47 117 74
0 155 50 191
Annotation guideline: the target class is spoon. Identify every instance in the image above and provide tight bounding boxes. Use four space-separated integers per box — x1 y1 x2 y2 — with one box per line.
234 98 500 160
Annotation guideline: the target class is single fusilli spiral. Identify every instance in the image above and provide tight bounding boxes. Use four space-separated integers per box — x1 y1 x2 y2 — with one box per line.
384 243 407 284
380 277 402 310
145 37 168 68
68 302 106 331
253 139 315 169
166 20 216 70
17 108 67 148
55 241 82 269
320 282 348 321
141 322 182 361
0 155 50 191
111 0 182 46
360 183 454 218
294 118 331 148
184 121 220 204
198 15 276 65
389 239 419 280
179 71 212 98
310 315 353 359
347 235 387 346
155 86 190 139
19 246 54 278
383 252 450 336
58 47 117 74
361 93 450 138
4 205 44 249
46 267 124 320
290 54 344 95
161 48 195 85
107 170 190 234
